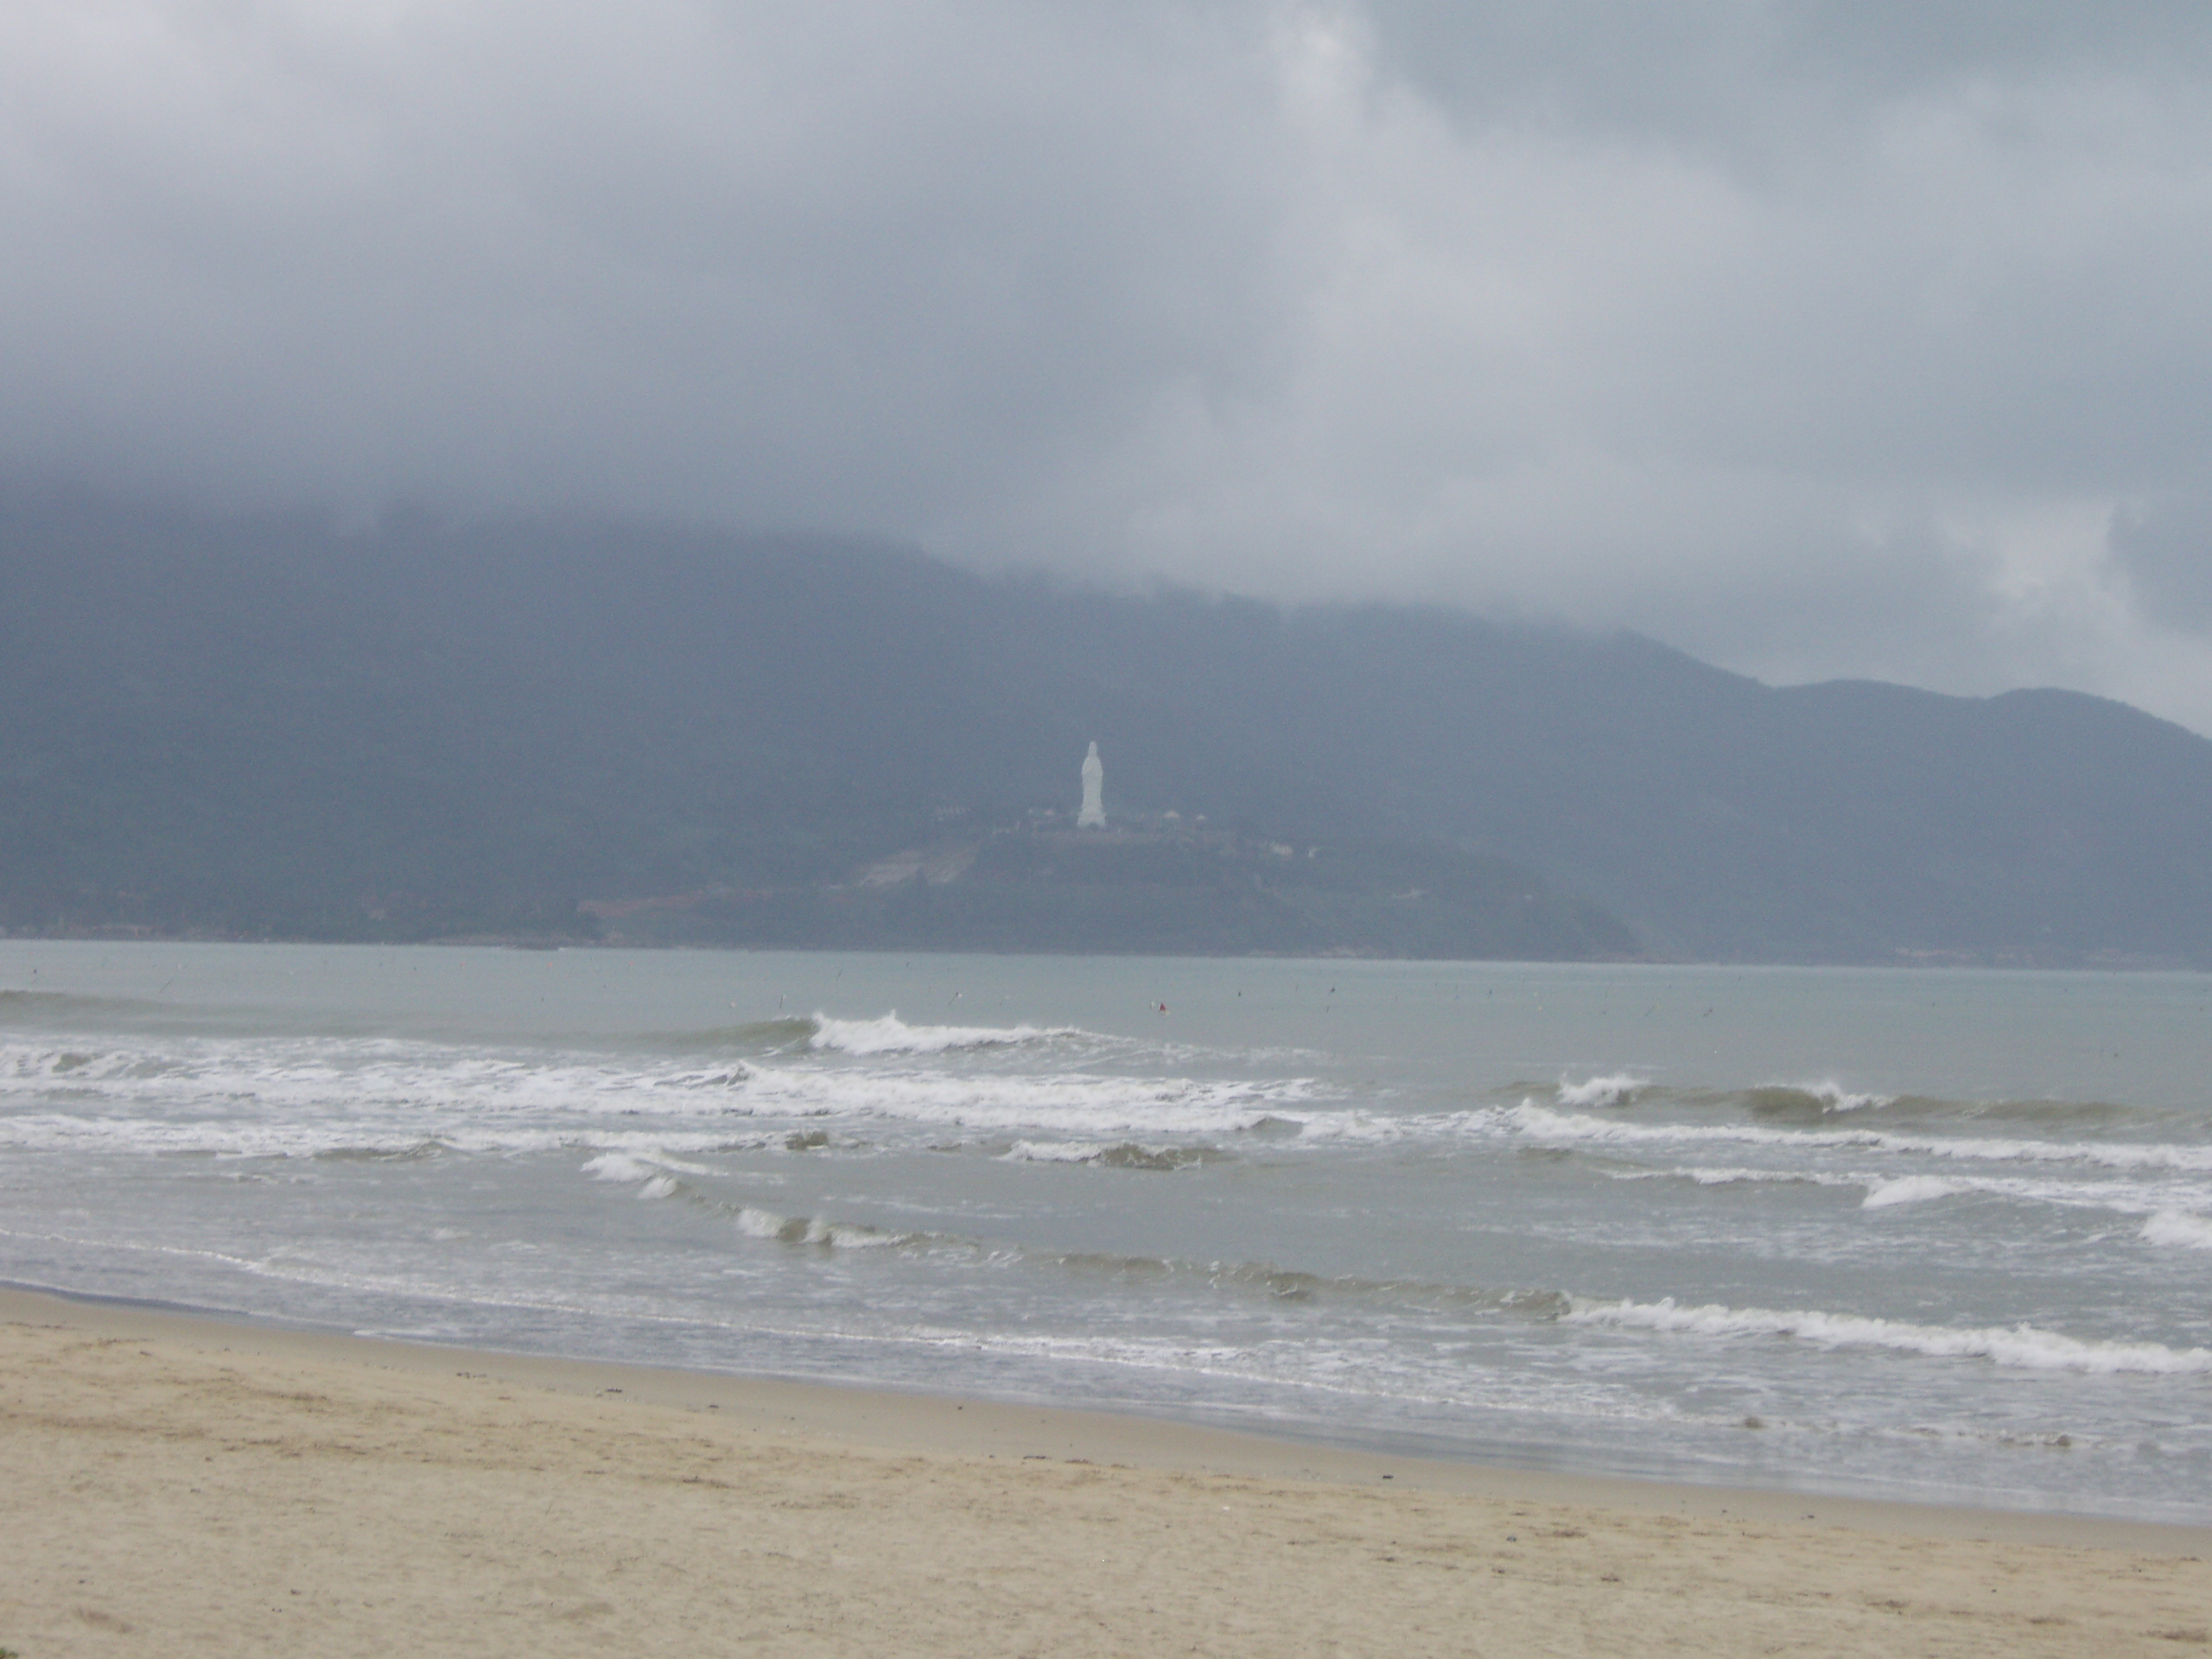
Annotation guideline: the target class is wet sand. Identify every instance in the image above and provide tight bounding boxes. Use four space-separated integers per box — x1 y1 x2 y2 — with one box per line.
3 1286 2207 1656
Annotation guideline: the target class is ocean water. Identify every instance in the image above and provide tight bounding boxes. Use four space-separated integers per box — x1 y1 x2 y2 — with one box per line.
3 941 2209 1522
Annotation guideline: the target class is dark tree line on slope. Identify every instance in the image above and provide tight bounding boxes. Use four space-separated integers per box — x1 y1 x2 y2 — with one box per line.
4 493 2209 963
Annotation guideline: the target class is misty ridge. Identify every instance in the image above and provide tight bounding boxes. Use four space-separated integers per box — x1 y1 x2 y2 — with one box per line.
5 492 2211 966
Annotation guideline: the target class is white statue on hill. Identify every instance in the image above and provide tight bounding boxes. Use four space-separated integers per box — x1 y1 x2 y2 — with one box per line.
1077 741 1106 828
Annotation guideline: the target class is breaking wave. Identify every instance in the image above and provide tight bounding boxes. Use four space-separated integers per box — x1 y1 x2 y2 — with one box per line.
1850 1172 2212 1217
1556 1072 1647 1109
1507 1102 2212 1173
1743 1081 1896 1116
1560 1080 2159 1132
806 1012 1082 1055
1605 1165 1864 1190
1003 1139 1222 1171
1859 1174 1974 1209
1605 1165 2212 1237
731 1205 914 1249
1565 1296 2212 1375
2142 1211 2212 1250
0 1030 1332 1157
579 1151 710 1197
581 1151 658 1182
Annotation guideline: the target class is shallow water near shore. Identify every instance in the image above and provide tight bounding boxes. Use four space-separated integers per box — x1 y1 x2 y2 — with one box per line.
3 941 2209 1522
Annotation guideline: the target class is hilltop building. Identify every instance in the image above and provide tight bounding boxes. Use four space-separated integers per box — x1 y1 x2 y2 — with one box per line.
1077 741 1105 828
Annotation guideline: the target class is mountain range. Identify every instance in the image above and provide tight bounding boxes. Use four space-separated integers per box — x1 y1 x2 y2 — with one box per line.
6 493 2209 964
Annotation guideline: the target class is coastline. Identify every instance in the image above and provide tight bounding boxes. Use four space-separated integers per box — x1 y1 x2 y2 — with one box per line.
6 1286 2208 1656
10 930 2204 969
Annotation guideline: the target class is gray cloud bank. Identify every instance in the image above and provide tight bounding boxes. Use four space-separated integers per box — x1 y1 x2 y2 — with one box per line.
7 2 2212 728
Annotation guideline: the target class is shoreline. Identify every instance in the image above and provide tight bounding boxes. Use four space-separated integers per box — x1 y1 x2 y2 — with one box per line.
8 1286 2210 1656
5 1284 2204 1555
10 933 2207 971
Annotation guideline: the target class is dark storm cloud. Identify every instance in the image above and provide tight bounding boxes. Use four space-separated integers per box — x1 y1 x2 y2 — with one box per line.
1367 1 2212 149
0 3 1293 527
5 3 2212 727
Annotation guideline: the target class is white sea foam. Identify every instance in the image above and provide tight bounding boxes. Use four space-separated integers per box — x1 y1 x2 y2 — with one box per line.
1507 1103 2212 1173
735 1062 1325 1138
1001 1138 1213 1171
1509 1102 1880 1153
1853 1172 2212 1217
1556 1072 1647 1109
733 1205 907 1248
0 1082 1315 1154
0 1025 1334 1155
1607 1164 2212 1228
1607 1166 1863 1190
0 1109 779 1162
577 1150 712 1186
1776 1080 1894 1113
806 1012 1077 1056
1860 1175 1972 1209
582 1152 659 1183
1566 1296 2212 1375
2142 1211 2212 1249
0 1036 757 1124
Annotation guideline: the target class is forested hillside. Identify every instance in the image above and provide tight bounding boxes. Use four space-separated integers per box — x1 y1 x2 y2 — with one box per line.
6 495 2209 963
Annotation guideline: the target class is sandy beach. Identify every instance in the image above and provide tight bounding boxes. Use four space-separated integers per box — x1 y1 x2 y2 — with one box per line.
2 1287 2207 1656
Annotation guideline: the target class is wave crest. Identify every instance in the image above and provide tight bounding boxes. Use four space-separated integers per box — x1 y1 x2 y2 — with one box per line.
2142 1211 2212 1250
1556 1072 1647 1109
1508 1102 2212 1173
807 1011 1080 1056
1745 1081 1895 1117
732 1205 912 1249
1566 1295 2212 1374
1860 1175 1970 1209
1004 1139 1219 1171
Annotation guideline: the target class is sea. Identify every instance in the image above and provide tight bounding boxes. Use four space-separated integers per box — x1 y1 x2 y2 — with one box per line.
3 940 2209 1523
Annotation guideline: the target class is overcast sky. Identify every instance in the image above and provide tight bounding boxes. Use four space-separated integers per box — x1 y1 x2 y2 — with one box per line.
8 3 2212 729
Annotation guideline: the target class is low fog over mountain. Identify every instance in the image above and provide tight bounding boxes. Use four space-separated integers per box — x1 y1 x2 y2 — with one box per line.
6 497 2209 964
